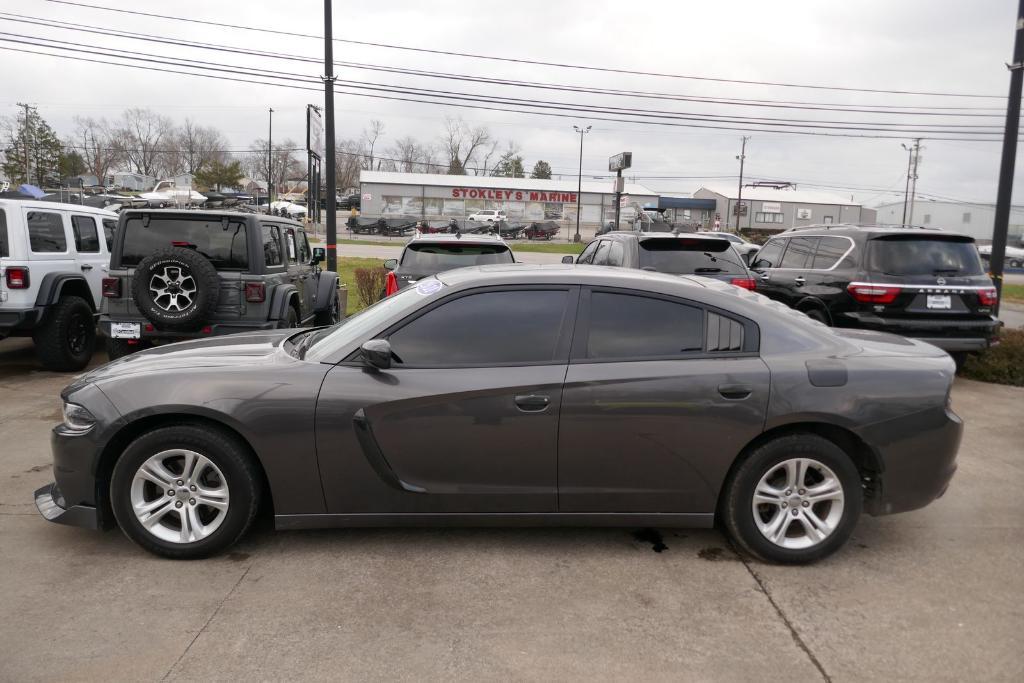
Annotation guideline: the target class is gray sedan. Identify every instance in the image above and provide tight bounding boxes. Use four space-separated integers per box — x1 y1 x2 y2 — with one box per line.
35 265 961 563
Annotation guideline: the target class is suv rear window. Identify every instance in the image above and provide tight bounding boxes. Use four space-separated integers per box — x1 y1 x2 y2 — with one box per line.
638 238 747 275
401 243 513 271
0 209 7 257
121 217 249 269
867 236 983 277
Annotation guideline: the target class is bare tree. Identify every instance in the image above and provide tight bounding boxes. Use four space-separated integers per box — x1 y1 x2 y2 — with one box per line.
440 117 492 175
111 108 175 178
72 116 119 183
245 138 304 194
477 140 500 176
361 119 385 170
335 138 365 191
173 119 228 176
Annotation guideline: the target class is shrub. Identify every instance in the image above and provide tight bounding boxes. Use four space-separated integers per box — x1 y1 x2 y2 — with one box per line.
353 267 387 309
960 328 1024 386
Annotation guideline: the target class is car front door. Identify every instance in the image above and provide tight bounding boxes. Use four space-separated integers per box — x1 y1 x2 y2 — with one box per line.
750 237 788 302
282 227 311 321
315 286 578 514
557 288 770 513
295 229 316 314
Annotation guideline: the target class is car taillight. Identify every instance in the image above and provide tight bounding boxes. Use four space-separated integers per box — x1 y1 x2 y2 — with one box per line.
847 283 901 304
730 277 757 290
245 282 265 303
101 277 121 298
385 271 399 296
4 266 29 289
977 287 998 307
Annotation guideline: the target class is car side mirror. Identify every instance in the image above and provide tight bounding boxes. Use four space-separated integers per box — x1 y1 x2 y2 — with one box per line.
312 247 325 263
383 258 398 271
360 339 392 370
561 255 574 264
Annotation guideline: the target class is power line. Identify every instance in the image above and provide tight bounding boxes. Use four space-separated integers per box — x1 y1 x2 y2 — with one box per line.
0 13 1009 117
0 34 1009 138
42 0 1007 100
0 43 1015 143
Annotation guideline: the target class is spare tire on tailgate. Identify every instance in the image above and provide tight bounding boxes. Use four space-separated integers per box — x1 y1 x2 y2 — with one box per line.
132 247 221 330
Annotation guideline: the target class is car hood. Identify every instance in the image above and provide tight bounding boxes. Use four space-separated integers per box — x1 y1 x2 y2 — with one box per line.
66 330 296 390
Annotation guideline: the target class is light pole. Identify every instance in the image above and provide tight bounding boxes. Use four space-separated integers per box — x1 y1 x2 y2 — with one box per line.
900 142 914 224
267 107 274 209
735 136 749 232
324 0 338 272
573 124 591 242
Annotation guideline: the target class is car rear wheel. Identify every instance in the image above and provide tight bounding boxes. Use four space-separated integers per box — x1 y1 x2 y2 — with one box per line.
110 425 260 559
721 434 862 564
803 308 830 325
315 288 341 326
33 296 95 371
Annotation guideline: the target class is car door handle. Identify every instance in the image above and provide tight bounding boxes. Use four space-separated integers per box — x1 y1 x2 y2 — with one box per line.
514 394 550 412
759 273 770 281
80 264 93 271
718 384 752 400
794 276 805 286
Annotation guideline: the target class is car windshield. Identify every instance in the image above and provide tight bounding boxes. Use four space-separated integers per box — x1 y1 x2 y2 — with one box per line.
638 239 747 275
867 236 983 276
301 281 441 362
400 243 513 271
120 217 249 269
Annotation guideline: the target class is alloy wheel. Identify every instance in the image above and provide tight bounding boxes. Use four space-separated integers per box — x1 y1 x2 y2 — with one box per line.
130 449 229 544
149 265 197 312
751 457 845 550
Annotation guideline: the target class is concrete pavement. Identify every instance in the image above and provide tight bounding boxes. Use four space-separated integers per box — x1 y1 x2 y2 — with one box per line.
0 338 1021 681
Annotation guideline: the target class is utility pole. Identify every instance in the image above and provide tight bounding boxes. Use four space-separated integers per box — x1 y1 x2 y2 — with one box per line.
900 141 915 224
572 124 591 243
21 103 32 184
990 0 1024 313
735 136 749 232
906 139 922 225
267 107 274 209
324 0 338 272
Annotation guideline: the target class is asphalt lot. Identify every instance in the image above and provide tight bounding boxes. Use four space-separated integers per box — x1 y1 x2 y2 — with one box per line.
0 337 1021 681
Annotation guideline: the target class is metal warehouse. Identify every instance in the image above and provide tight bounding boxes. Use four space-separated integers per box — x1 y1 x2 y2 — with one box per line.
694 183 876 233
874 199 1024 244
359 171 658 227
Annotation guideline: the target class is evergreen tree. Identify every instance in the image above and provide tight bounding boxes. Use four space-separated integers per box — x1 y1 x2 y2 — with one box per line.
530 160 552 179
3 104 63 186
194 159 245 191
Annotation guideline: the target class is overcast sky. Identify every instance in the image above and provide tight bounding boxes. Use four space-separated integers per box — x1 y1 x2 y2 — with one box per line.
2 0 1021 211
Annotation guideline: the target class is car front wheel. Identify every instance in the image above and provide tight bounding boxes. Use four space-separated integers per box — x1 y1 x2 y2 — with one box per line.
110 425 260 559
721 434 862 564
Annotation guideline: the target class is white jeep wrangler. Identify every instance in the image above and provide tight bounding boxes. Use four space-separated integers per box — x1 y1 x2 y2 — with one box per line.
0 199 117 370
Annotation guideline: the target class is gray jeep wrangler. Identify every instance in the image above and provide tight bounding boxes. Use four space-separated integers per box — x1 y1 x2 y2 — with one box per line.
99 210 342 359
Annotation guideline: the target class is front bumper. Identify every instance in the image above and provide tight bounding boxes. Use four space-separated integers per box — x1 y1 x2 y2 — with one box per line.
34 482 101 530
99 315 279 341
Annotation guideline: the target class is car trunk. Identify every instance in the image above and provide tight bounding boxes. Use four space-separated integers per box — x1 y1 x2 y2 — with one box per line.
638 238 753 286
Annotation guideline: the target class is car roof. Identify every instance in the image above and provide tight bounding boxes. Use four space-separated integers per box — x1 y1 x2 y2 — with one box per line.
437 263 717 288
780 223 975 240
600 231 729 242
405 232 509 246
0 198 118 217
119 208 305 226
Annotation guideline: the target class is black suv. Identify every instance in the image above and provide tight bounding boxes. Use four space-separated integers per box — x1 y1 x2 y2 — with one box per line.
100 210 342 358
383 232 515 295
748 224 999 360
568 231 756 289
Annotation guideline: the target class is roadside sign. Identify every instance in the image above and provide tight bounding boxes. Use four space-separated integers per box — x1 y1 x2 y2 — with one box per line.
306 105 324 159
609 152 632 172
612 176 625 193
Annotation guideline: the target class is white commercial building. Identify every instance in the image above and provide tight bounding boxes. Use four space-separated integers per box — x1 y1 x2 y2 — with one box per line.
874 199 1024 245
693 183 876 234
359 171 658 227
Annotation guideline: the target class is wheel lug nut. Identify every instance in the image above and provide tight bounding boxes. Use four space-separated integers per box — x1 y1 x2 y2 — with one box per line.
190 485 196 491
189 498 196 505
802 501 810 507
167 489 174 496
798 489 806 495
785 489 792 496
791 508 799 516
175 501 183 508
781 502 788 508
176 480 184 486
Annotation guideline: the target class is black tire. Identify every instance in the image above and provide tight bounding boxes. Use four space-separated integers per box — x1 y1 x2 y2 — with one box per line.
720 433 862 564
315 286 341 326
110 425 260 559
33 296 95 371
803 308 830 326
281 305 299 329
951 351 968 372
105 337 145 361
1009 258 1023 268
132 247 220 331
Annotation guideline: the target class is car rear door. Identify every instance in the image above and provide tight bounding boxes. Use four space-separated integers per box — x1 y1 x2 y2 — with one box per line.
767 236 818 308
315 285 578 514
750 236 788 302
69 213 108 306
557 287 769 513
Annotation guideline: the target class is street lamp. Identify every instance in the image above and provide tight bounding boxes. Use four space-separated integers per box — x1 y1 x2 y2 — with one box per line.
267 107 274 210
573 124 591 243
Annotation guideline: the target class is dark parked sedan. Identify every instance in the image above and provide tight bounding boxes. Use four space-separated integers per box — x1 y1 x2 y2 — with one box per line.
35 266 962 563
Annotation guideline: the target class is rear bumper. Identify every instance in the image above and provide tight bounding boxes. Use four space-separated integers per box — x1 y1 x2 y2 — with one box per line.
34 482 101 530
860 405 962 516
0 306 43 337
838 312 1000 351
99 315 279 340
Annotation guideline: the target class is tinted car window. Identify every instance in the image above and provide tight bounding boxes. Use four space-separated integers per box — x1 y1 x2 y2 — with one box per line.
751 239 785 269
400 243 513 271
284 228 298 263
638 239 746 275
607 240 626 267
389 290 568 366
811 237 850 269
27 211 67 252
779 237 817 269
262 225 283 266
298 231 311 263
578 241 599 264
102 219 117 251
867 236 984 276
71 215 100 253
586 292 704 359
0 209 8 257
121 217 248 269
592 241 611 266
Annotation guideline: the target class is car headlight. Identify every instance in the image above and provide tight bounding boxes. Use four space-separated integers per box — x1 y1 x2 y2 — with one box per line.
61 402 96 433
